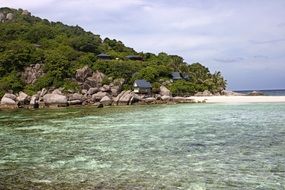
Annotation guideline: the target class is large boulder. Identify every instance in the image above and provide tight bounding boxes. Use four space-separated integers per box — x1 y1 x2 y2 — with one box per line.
1 97 17 105
91 91 107 102
100 96 112 106
43 94 68 106
68 93 84 101
110 86 121 96
100 85 111 92
21 64 44 84
75 66 93 82
113 90 140 105
87 87 99 95
160 86 172 96
21 10 31 16
83 71 106 89
30 95 39 108
6 13 14 21
0 13 5 22
92 70 105 84
17 92 30 105
3 93 17 101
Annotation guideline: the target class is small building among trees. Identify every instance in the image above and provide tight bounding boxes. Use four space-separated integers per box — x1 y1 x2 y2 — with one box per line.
133 79 152 94
97 53 112 60
171 72 182 80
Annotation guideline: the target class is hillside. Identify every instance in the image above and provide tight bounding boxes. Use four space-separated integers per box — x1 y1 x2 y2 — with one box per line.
0 7 226 98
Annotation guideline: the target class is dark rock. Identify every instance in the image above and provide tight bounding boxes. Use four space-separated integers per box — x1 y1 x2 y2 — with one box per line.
6 13 14 20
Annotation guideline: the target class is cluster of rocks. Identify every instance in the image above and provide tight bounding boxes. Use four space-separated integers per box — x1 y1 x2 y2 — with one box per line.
0 9 30 23
0 84 196 109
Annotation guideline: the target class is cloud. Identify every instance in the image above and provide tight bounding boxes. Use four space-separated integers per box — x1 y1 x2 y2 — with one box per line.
214 57 244 63
249 38 285 45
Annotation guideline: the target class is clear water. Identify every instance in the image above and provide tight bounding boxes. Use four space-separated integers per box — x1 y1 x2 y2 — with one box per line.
0 104 285 189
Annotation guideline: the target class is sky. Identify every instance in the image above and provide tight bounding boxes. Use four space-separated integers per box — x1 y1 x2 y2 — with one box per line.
1 0 285 90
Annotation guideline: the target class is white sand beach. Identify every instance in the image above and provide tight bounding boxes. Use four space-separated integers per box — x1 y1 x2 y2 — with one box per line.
191 96 285 103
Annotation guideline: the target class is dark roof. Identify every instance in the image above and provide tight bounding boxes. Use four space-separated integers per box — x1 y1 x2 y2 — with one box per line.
134 79 152 88
171 72 182 80
97 53 111 58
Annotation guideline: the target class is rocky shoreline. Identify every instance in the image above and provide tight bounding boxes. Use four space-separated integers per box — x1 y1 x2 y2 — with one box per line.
0 88 199 109
0 65 261 110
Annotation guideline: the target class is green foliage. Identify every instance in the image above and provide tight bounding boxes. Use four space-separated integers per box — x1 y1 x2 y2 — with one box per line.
0 71 24 95
168 81 199 96
152 82 161 93
62 79 80 92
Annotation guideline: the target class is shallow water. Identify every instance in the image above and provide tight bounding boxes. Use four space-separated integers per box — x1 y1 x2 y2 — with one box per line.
0 103 285 189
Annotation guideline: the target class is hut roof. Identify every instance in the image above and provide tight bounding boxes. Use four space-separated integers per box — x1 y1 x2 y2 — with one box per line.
97 53 111 57
171 72 182 80
134 79 152 88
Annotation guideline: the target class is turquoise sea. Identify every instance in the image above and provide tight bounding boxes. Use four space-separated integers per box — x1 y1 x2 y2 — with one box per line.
0 103 285 189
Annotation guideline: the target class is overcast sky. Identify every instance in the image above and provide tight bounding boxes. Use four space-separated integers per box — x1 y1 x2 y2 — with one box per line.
1 0 285 90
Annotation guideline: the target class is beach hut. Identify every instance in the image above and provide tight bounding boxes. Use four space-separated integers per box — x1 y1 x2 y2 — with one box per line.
97 53 112 60
133 79 152 94
126 55 143 61
171 72 182 80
